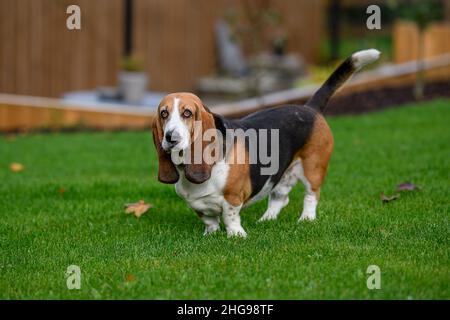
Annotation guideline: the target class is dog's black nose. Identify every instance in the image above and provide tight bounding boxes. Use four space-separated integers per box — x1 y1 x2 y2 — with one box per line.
165 130 180 144
165 131 174 143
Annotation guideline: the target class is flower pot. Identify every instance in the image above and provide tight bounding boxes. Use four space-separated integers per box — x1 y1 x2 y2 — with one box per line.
118 71 148 104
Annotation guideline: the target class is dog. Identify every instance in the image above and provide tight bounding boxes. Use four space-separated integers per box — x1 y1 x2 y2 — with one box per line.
152 49 380 237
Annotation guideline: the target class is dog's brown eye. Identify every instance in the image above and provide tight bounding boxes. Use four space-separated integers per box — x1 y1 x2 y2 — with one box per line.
182 109 192 118
160 110 169 119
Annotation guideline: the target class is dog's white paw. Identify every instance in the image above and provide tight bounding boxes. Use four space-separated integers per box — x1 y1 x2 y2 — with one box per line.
258 197 288 223
258 212 278 223
203 225 220 236
226 227 247 238
298 213 316 222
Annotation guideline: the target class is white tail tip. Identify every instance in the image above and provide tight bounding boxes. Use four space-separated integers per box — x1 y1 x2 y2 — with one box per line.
352 49 381 69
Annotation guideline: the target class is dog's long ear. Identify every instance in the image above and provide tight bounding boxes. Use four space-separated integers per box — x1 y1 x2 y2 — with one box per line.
152 118 179 184
184 103 216 184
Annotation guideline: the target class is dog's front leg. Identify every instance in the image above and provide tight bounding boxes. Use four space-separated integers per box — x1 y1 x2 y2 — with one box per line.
196 212 220 235
222 202 247 238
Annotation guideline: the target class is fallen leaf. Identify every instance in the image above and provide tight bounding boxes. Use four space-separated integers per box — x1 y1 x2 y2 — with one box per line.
10 163 24 172
125 274 136 282
396 182 420 192
124 200 152 218
381 193 400 203
58 187 66 195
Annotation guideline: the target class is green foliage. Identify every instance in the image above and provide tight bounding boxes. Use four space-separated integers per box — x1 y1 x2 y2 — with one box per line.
389 0 444 29
0 99 449 299
121 55 144 72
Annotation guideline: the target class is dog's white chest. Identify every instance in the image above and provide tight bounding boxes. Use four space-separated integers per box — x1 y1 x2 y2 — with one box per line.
175 160 229 216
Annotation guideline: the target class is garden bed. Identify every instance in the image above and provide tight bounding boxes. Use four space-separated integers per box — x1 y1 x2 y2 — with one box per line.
319 80 449 116
220 79 450 119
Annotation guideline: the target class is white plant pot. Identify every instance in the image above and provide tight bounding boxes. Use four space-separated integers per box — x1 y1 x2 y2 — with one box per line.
118 71 148 104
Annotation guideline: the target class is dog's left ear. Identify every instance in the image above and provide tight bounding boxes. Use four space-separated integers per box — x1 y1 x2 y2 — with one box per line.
152 118 179 184
184 103 216 184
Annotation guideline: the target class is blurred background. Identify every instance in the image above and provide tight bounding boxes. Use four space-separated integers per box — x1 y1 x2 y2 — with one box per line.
0 0 449 131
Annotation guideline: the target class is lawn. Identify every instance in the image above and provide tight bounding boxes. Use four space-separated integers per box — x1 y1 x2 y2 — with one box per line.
0 99 449 299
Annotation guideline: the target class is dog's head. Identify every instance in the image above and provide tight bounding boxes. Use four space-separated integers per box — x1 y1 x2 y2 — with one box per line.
152 92 217 184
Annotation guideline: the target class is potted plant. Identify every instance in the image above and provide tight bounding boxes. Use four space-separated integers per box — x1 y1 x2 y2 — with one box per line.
118 55 148 104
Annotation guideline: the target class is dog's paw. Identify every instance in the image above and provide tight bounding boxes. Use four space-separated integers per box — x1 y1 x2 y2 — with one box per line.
226 227 247 238
203 225 220 236
258 212 278 223
298 214 316 222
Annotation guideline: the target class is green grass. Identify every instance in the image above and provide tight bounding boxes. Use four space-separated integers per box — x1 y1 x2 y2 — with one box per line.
1 99 449 299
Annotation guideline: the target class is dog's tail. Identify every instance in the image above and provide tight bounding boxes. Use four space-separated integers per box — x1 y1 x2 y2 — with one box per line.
306 49 380 113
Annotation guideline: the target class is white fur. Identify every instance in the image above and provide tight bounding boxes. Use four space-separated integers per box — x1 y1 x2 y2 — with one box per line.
162 97 190 152
222 202 246 237
252 159 319 222
200 215 220 235
352 49 380 69
174 157 248 237
175 159 229 217
299 193 317 221
297 159 317 221
258 160 301 222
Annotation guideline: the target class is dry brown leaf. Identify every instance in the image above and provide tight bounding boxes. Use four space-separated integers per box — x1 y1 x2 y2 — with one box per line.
380 193 400 203
124 200 152 218
396 182 420 192
10 163 24 172
125 274 136 282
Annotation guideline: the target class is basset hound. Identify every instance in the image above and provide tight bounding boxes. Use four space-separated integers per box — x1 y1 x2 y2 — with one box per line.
152 49 380 237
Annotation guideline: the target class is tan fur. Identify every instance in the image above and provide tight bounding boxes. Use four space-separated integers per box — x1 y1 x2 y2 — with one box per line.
223 140 252 207
296 114 334 199
153 92 217 184
152 110 179 184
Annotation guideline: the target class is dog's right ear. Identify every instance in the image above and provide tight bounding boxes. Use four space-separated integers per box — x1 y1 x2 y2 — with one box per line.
152 118 179 184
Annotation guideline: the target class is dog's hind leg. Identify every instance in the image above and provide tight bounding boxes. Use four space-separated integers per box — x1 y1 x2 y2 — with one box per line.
297 161 321 221
297 115 333 222
258 160 301 222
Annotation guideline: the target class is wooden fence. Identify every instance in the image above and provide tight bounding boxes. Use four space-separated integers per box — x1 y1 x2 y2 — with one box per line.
0 0 123 98
394 21 450 63
0 0 325 98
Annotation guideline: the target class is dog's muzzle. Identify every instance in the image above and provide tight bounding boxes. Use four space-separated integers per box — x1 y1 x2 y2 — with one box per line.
162 130 184 152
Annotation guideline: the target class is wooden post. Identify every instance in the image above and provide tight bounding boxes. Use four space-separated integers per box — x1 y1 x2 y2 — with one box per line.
124 0 133 56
